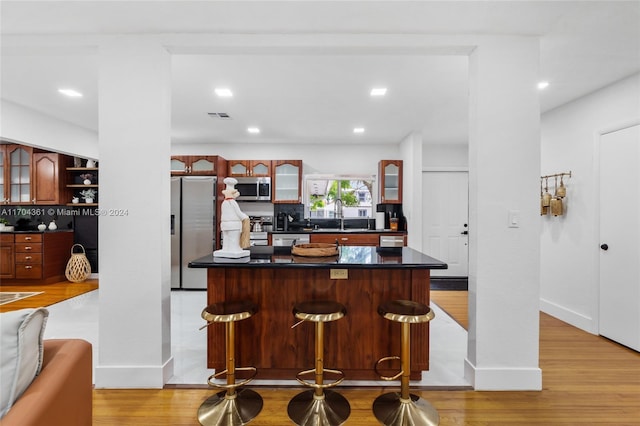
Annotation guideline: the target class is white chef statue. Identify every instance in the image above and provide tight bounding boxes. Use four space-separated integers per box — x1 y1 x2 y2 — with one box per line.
214 177 251 258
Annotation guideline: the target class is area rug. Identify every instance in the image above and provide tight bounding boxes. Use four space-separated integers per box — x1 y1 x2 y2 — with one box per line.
0 291 43 306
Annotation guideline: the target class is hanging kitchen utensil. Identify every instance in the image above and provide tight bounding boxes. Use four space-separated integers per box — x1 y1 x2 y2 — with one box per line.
556 174 567 198
550 197 564 216
540 178 549 215
542 177 552 207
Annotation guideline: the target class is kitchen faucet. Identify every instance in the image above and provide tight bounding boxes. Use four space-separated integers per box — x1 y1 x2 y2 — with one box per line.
334 199 344 230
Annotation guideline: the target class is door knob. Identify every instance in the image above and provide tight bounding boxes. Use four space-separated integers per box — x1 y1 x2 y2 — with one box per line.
600 243 609 251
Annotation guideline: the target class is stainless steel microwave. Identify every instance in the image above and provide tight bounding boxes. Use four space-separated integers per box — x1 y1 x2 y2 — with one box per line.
235 177 271 201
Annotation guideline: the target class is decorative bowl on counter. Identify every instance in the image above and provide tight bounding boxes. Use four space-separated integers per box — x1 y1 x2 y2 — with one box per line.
291 242 339 257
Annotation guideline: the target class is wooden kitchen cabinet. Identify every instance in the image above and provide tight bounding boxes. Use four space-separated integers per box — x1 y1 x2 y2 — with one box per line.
273 160 302 203
311 233 380 246
228 160 271 177
32 152 72 205
3 232 74 284
171 155 219 175
1 145 71 205
0 145 6 204
2 144 32 204
0 234 15 278
310 232 406 246
378 160 403 204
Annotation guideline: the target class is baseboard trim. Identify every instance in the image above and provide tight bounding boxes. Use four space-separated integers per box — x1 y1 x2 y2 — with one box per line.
95 357 174 388
464 359 542 390
540 298 597 334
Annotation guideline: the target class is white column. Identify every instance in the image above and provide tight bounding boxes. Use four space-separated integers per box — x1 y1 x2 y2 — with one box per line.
95 37 172 388
465 37 542 390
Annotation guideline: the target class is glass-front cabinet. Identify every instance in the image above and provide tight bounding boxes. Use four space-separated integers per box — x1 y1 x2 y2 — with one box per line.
0 146 5 203
378 160 403 204
170 155 217 175
273 160 302 203
228 160 271 177
6 145 32 204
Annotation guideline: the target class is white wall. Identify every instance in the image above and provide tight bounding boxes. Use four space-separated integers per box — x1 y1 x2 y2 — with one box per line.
540 72 640 333
0 99 98 158
423 143 468 168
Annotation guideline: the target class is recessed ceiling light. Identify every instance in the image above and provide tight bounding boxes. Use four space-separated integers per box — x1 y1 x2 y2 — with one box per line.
537 81 550 90
247 127 260 134
353 127 365 134
370 87 387 97
58 88 83 97
214 88 233 97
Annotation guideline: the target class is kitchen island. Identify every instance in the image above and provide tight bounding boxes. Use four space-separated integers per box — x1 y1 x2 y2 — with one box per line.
189 246 447 380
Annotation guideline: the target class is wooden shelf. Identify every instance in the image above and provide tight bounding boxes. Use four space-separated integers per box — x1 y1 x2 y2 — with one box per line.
67 184 98 188
66 167 98 171
66 203 98 207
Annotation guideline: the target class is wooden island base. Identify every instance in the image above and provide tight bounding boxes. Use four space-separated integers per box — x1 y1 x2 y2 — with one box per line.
205 266 432 380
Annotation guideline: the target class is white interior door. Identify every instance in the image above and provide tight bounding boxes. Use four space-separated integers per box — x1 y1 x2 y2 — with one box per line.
422 171 469 277
599 124 640 351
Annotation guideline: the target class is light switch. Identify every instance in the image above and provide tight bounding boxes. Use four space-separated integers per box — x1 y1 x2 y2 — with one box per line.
508 210 520 228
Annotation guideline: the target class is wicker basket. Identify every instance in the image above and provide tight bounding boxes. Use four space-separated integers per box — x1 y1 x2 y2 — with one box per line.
291 243 339 257
65 244 92 283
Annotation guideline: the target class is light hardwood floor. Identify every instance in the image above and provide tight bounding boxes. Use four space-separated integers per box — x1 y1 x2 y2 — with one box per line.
91 290 639 425
0 280 98 313
3 284 639 424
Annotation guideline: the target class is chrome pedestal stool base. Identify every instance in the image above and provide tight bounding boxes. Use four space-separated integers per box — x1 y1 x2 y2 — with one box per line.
198 388 264 426
373 392 439 426
287 389 351 426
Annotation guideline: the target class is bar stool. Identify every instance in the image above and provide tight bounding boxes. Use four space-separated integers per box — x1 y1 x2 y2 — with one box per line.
373 299 439 426
287 300 351 426
198 300 263 426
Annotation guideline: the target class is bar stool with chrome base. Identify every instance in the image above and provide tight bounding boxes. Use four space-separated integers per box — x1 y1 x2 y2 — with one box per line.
198 300 263 426
373 299 439 426
287 300 351 426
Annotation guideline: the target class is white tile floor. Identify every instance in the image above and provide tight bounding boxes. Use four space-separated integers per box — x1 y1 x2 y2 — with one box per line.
43 289 470 388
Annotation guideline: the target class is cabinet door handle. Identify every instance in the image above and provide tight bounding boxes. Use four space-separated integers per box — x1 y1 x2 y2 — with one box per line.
25 256 32 260
341 237 349 241
24 246 32 250
25 237 32 241
25 266 32 269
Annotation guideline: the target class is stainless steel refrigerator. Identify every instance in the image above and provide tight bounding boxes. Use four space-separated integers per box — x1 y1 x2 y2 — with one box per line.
171 176 216 289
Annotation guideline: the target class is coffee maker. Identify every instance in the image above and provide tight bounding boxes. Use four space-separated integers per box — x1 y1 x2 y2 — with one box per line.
275 204 304 231
376 204 405 230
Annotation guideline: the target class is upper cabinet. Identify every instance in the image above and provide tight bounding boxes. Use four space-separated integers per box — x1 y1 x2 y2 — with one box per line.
228 160 271 177
171 155 219 175
1 144 72 205
2 144 32 204
273 160 302 203
33 152 72 205
378 160 403 204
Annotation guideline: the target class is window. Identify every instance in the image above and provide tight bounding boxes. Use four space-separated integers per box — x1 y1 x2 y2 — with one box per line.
305 175 374 219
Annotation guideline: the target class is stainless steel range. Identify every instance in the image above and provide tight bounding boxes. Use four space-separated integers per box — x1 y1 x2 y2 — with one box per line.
249 215 272 246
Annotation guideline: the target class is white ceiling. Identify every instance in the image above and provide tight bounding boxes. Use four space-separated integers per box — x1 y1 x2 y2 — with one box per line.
1 1 639 146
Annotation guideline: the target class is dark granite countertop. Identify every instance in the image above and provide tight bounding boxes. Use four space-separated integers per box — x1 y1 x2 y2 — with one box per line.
189 245 447 270
269 229 406 234
0 229 74 234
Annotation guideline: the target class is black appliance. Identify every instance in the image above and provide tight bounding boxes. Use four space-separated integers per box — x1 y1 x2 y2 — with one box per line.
376 203 406 231
275 204 304 231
